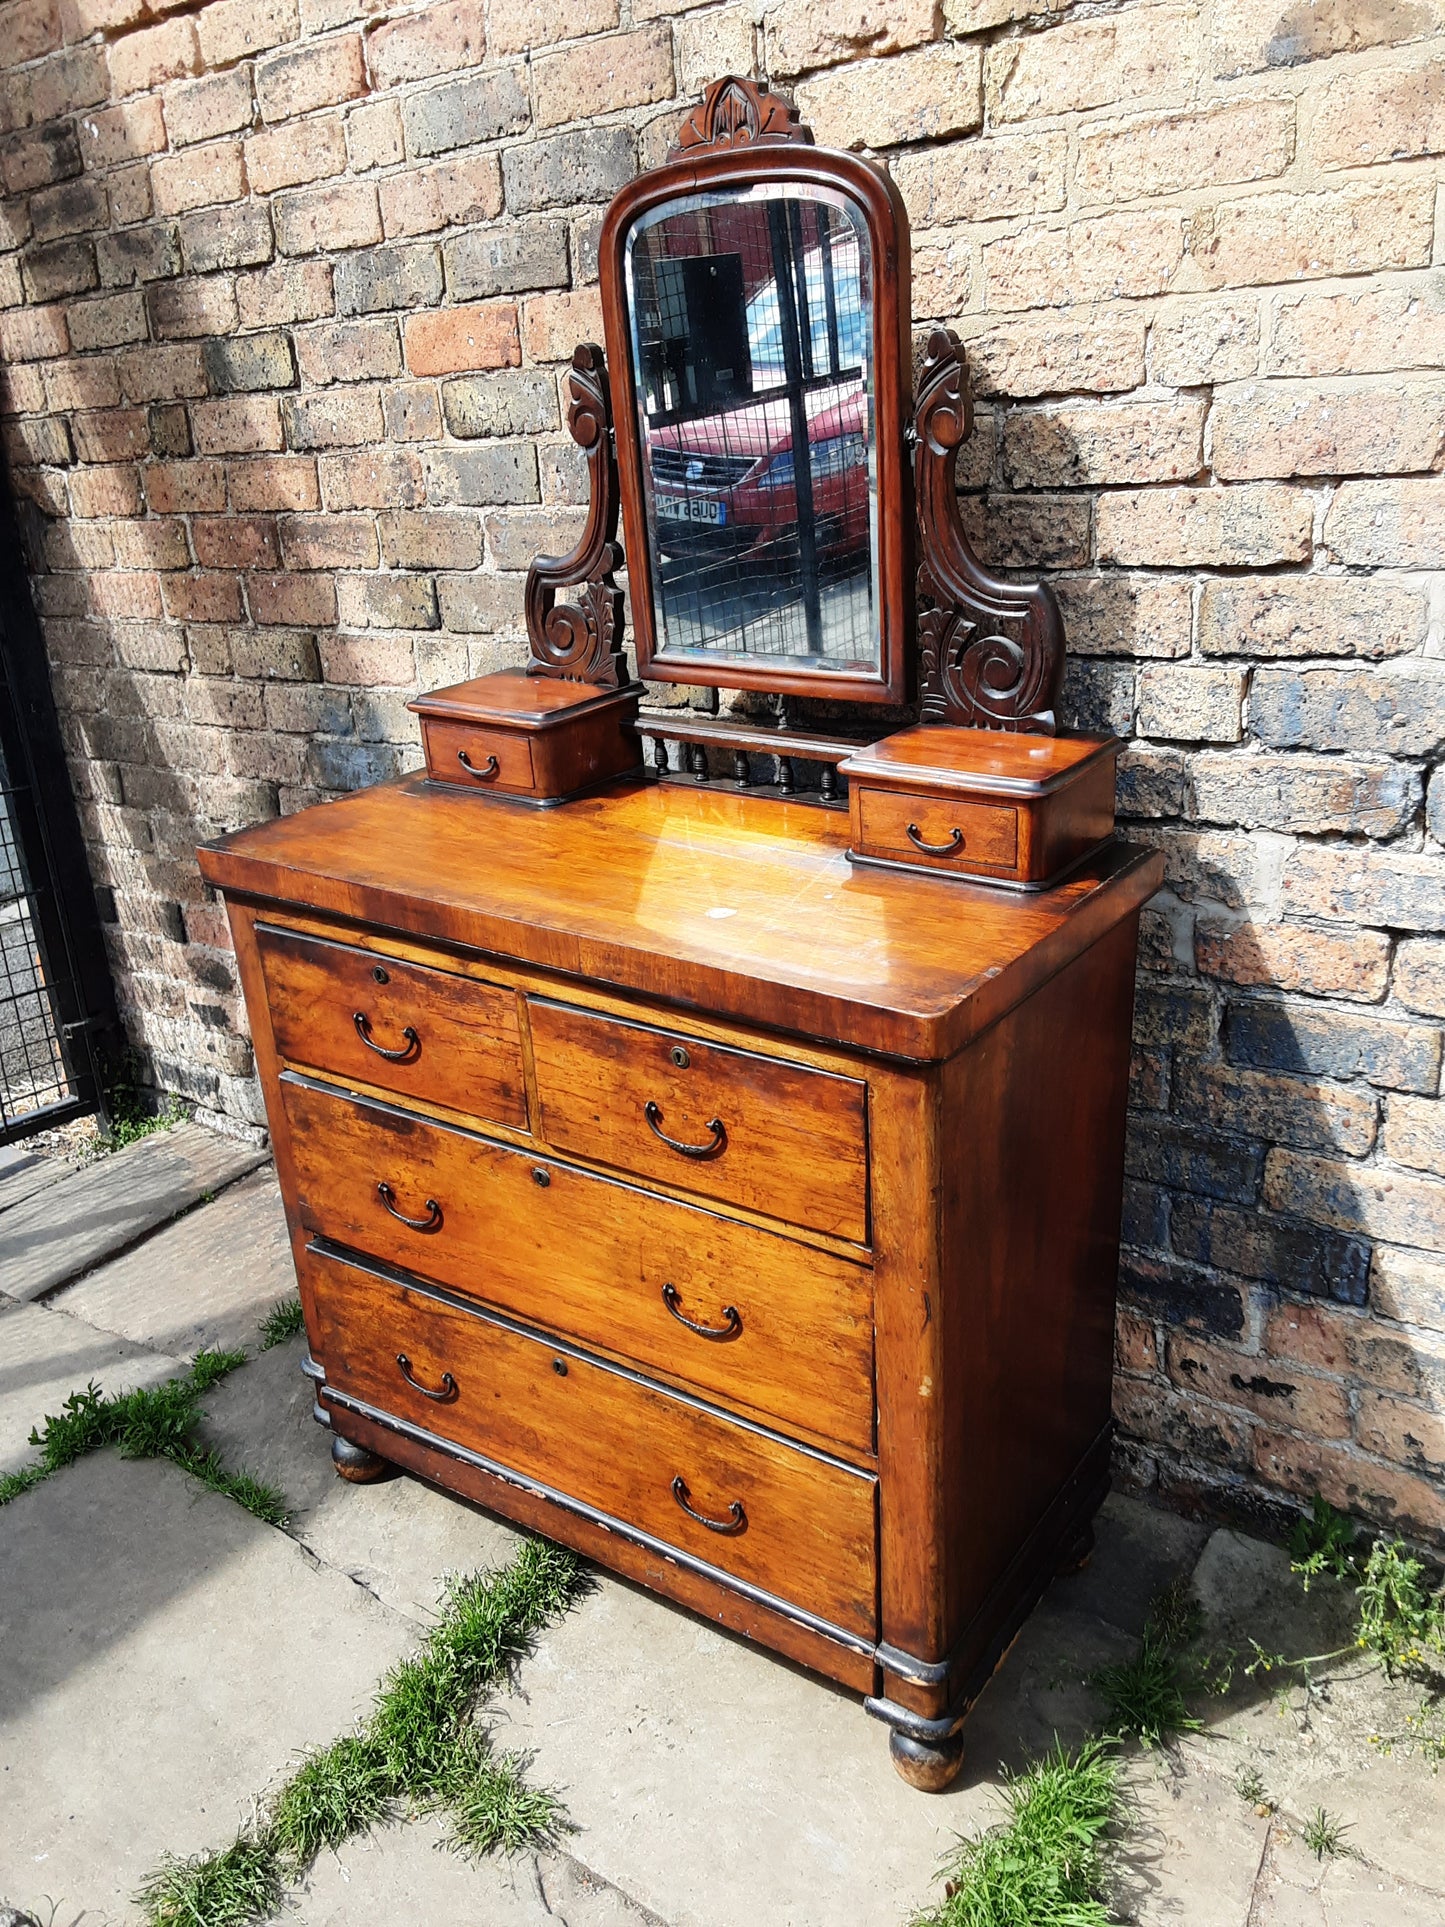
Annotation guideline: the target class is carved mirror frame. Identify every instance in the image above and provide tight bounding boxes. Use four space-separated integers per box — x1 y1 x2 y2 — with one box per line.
596 78 914 708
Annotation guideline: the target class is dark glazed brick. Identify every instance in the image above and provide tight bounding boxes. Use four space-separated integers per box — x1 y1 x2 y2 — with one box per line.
1169 1197 1371 1306
1225 997 1443 1095
443 220 569 300
501 126 636 214
1119 1250 1247 1339
22 237 96 300
98 225 182 288
1132 983 1217 1053
29 176 107 242
1126 1120 1263 1204
305 740 401 790
2 123 83 193
180 205 275 275
148 404 192 457
1122 1179 1169 1249
403 68 530 159
204 331 297 394
334 243 443 315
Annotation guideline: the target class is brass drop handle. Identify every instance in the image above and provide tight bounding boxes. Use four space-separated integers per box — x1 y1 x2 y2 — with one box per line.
644 1100 726 1159
661 1283 742 1341
376 1181 442 1232
353 1011 420 1062
396 1353 457 1402
457 749 500 779
671 1474 746 1535
906 823 964 856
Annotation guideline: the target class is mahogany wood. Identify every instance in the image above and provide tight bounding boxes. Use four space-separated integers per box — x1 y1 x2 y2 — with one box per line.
840 726 1120 888
522 343 626 686
280 1073 876 1453
307 1245 878 1637
913 330 1065 733
256 921 528 1130
409 669 642 804
204 765 1160 1788
598 137 913 706
526 998 869 1244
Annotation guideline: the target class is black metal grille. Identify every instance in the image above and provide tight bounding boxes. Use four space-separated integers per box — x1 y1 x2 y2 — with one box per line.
0 719 79 1135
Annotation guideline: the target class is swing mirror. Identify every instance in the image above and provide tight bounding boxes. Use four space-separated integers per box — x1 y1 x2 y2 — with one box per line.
598 84 913 706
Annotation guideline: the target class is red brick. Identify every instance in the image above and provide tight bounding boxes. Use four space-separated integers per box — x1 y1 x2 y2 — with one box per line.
1195 921 1392 1003
90 571 163 618
197 0 298 64
317 447 424 509
294 317 400 385
534 26 674 130
1314 51 1445 172
144 460 226 513
72 409 149 464
1166 1332 1350 1438
190 396 285 455
257 34 365 121
227 454 319 511
163 68 254 149
190 515 279 569
151 140 246 217
278 510 379 567
108 15 200 95
1253 1429 1445 1540
379 155 502 239
0 304 67 361
274 178 379 255
67 465 143 518
245 117 347 195
519 288 600 365
246 570 336 625
117 345 208 406
404 300 519 375
161 572 245 622
1115 1308 1159 1376
109 520 190 569
77 97 167 171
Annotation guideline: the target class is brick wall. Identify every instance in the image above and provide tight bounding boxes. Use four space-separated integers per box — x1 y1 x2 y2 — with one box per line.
1 0 1442 1543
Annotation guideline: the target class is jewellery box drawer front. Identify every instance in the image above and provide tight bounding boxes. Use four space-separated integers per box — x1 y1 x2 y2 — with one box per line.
257 924 527 1131
854 789 1019 876
282 1076 876 1453
419 715 534 793
526 999 870 1245
308 1248 879 1640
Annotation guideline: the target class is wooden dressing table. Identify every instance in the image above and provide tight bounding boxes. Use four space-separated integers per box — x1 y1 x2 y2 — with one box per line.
199 78 1162 1789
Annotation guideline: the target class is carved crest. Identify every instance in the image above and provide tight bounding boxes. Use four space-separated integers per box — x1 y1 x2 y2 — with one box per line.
670 77 813 159
525 343 628 687
913 330 1065 733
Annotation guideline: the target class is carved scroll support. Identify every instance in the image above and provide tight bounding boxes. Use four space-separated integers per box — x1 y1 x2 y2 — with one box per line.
525 343 628 687
913 329 1065 734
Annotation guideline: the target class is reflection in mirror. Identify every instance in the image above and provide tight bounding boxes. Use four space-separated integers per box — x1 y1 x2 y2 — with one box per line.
625 184 878 677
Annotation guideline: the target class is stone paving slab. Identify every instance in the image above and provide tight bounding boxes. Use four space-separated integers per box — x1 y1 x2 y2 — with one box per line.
1248 1826 1445 1925
1115 1758 1269 1925
291 1830 662 1924
49 1168 293 1358
200 1336 522 1625
0 1451 417 1921
0 1123 267 1304
0 1149 75 1215
0 1300 183 1475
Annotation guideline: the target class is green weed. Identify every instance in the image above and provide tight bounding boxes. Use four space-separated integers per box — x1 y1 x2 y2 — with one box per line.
257 1295 305 1350
1300 1806 1353 1861
0 1351 285 1525
98 1086 188 1155
137 1540 586 1927
1289 1495 1361 1589
916 1738 1118 1927
1355 1538 1445 1677
1093 1581 1204 1747
1234 1764 1270 1810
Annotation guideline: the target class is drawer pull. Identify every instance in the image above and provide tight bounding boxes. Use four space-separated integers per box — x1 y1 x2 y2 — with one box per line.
353 1011 420 1062
906 823 964 856
396 1353 457 1402
376 1181 443 1232
671 1474 746 1536
457 749 500 780
644 1101 726 1160
661 1283 741 1341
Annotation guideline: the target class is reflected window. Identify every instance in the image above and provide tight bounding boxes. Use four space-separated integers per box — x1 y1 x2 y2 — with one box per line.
625 184 879 677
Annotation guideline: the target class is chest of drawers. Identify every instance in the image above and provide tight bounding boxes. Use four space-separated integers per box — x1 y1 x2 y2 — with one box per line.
200 775 1160 1788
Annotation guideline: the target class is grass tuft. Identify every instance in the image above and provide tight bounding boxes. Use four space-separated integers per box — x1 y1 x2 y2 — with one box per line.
1093 1580 1204 1748
0 1351 284 1525
1300 1805 1353 1861
136 1831 282 1927
258 1296 305 1351
917 1738 1118 1927
137 1540 587 1925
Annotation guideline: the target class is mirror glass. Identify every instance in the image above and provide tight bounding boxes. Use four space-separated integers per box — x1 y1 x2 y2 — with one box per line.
624 183 878 679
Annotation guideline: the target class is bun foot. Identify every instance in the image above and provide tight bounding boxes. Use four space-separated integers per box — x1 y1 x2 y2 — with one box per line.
1054 1522 1095 1577
331 1434 390 1483
889 1726 965 1792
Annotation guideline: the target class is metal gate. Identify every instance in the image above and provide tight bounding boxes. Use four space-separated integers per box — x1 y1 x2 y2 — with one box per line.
0 475 119 1144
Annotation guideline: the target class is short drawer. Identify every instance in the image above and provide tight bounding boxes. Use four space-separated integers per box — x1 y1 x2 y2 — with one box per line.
420 715 535 794
307 1247 878 1639
257 924 527 1132
526 999 869 1244
855 788 1019 875
282 1076 875 1453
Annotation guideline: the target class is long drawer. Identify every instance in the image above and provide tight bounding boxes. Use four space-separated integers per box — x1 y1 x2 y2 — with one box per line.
527 998 870 1244
281 1075 875 1453
257 923 527 1131
307 1247 878 1639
